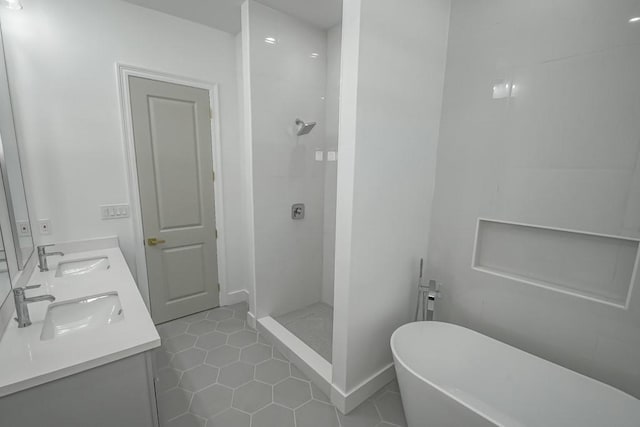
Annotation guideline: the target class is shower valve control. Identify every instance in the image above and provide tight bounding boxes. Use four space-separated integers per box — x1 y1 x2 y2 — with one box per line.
292 204 305 220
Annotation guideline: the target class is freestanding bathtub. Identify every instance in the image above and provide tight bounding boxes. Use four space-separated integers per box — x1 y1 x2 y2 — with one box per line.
391 322 640 427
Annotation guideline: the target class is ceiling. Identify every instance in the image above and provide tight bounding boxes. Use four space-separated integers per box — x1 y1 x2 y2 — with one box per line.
121 0 343 34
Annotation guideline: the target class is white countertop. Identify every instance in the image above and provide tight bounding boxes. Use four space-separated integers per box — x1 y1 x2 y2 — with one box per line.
0 243 160 397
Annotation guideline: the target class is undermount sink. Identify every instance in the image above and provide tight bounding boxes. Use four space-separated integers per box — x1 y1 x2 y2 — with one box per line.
55 257 110 277
40 292 124 341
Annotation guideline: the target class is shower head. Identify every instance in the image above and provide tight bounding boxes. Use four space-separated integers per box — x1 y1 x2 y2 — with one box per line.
295 119 316 136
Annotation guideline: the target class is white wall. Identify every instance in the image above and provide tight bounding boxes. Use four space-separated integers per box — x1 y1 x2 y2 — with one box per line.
234 31 256 309
0 22 34 266
427 0 640 398
321 24 341 307
333 0 450 397
245 0 329 318
0 0 251 303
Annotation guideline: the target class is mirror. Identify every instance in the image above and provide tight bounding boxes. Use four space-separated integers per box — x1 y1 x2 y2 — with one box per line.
0 22 34 271
0 223 9 305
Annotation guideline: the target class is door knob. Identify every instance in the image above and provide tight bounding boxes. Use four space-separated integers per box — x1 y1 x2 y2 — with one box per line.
147 238 166 246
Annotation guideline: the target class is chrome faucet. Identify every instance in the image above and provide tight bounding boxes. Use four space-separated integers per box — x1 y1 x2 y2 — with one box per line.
415 280 441 321
413 259 443 322
37 244 64 272
13 285 55 328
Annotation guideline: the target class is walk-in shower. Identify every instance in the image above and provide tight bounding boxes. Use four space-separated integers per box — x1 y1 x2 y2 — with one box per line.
245 0 342 377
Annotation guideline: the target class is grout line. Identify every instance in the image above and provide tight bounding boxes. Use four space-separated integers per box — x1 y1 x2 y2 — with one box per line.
159 303 406 427
373 396 384 420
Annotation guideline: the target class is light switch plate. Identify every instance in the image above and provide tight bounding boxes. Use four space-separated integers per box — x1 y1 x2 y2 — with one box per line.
315 151 324 161
101 204 130 220
327 151 337 161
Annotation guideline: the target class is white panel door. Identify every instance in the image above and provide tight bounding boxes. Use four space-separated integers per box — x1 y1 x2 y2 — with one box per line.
129 76 219 324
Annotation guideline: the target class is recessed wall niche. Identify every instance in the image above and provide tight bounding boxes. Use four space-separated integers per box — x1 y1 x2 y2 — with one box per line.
473 219 640 308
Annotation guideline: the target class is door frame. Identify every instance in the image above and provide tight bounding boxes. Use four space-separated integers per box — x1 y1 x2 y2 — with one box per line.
116 63 229 314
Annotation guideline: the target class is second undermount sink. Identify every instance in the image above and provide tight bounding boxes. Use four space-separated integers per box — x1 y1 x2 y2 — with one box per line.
55 257 110 278
40 292 124 341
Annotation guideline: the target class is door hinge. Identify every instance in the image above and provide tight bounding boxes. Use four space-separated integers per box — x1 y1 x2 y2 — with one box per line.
217 283 220 292
209 107 213 120
212 170 215 182
215 229 218 239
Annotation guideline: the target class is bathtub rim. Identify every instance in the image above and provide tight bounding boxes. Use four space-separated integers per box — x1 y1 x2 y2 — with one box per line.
390 321 639 426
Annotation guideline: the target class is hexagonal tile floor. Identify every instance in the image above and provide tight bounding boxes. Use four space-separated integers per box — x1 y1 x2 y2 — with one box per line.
155 302 406 427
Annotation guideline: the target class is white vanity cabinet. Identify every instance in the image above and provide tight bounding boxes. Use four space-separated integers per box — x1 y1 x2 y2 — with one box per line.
0 351 158 426
0 243 161 427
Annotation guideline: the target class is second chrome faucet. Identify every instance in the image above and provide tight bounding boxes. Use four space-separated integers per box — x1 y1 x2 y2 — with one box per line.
37 244 64 272
13 285 55 328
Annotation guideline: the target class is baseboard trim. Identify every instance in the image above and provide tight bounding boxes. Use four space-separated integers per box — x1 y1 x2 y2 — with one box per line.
331 363 396 414
248 313 397 415
221 289 249 307
246 310 257 329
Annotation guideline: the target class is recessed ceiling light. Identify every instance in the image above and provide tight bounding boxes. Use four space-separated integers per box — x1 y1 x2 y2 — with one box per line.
629 16 640 23
264 37 277 45
2 0 23 10
310 53 319 59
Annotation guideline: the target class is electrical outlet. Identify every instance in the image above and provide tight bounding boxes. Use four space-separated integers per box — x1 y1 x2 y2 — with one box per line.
16 221 31 236
39 219 51 235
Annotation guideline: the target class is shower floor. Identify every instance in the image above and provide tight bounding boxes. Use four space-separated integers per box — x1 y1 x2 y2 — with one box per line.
275 302 333 363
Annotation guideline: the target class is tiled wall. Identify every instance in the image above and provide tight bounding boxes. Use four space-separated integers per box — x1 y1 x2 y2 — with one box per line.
333 0 451 394
427 0 640 397
321 24 341 307
246 1 329 317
